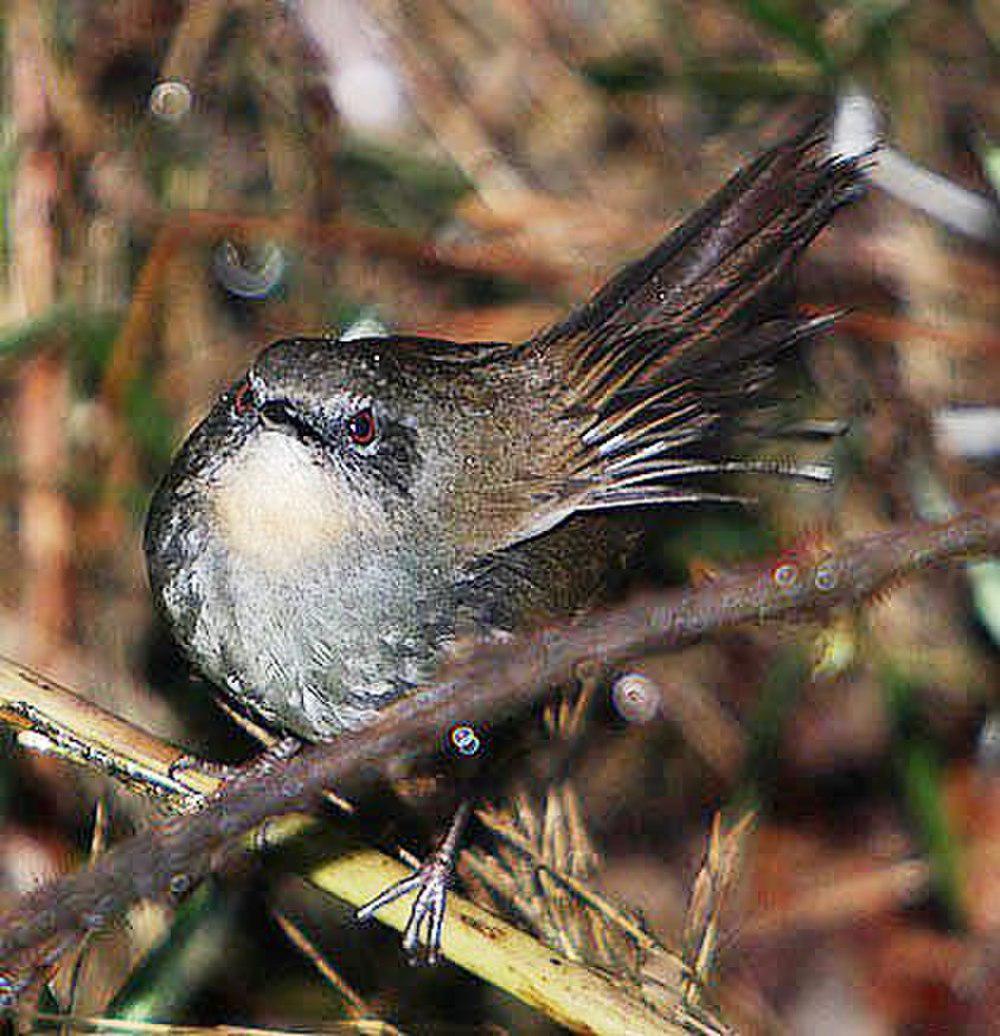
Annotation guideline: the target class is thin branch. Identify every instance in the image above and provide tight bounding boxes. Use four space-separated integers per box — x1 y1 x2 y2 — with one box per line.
0 639 684 1032
11 1015 394 1035
0 491 996 1012
9 0 75 645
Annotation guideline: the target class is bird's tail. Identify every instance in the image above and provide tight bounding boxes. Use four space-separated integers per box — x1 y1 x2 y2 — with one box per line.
528 118 873 517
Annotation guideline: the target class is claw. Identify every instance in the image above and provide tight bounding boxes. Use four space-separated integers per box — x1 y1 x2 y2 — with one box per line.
168 735 302 810
169 753 239 784
356 799 473 963
355 872 424 922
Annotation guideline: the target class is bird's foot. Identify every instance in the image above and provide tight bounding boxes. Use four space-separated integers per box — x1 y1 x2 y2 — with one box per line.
169 735 302 809
356 846 454 964
356 798 473 964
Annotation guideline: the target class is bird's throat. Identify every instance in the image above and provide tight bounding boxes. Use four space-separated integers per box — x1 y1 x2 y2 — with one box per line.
212 432 351 573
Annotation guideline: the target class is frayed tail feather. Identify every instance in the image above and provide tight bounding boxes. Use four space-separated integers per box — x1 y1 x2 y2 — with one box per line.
528 119 871 520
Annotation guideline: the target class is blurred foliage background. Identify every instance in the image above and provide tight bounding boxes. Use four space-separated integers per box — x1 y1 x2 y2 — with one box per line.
0 0 997 1032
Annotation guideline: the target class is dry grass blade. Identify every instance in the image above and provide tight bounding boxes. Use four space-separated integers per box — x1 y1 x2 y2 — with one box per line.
472 801 664 960
456 680 730 1030
270 910 382 1025
65 798 112 1012
19 1014 398 1034
465 683 653 975
681 812 756 1007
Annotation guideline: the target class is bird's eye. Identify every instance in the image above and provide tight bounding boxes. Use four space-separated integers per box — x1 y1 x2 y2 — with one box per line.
347 407 377 447
233 379 255 417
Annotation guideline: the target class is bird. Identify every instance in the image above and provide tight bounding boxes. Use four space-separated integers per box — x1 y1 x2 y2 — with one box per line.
144 119 870 958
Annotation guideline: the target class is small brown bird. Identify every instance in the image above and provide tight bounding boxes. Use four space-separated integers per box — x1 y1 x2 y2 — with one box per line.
144 120 868 956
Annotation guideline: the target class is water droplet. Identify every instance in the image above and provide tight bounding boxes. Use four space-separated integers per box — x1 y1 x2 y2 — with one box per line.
0 971 17 1010
212 240 286 299
449 724 481 756
977 714 1000 772
612 673 660 724
772 562 799 589
814 562 837 591
149 80 192 122
169 872 192 896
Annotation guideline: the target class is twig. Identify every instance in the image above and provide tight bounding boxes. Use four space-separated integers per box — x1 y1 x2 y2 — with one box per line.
306 844 679 1034
0 657 215 808
14 1015 395 1035
0 492 996 1013
8 0 75 645
157 0 229 86
364 0 534 209
0 661 682 1033
741 858 932 939
270 910 378 1023
8 0 105 156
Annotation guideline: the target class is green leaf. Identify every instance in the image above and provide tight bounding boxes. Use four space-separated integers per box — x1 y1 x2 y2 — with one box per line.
0 305 120 366
884 667 965 926
738 647 812 810
106 881 236 1023
336 134 471 233
123 371 176 470
582 52 669 94
736 0 837 73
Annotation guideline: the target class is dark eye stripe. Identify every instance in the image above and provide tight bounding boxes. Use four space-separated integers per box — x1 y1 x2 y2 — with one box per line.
260 399 330 448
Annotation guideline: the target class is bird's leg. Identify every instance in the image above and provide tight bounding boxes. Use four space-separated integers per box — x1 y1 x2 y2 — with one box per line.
356 796 474 964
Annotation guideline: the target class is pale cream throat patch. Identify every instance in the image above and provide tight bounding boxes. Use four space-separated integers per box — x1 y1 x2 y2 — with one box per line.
213 432 352 571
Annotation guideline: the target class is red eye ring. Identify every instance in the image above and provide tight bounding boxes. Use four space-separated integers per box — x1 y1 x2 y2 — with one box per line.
347 406 377 446
233 380 255 417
